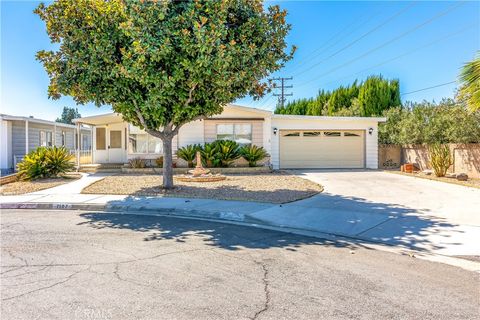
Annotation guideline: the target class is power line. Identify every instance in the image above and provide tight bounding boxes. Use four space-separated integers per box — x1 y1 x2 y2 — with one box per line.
270 77 293 109
296 1 466 88
401 81 457 96
310 23 475 90
294 1 418 77
293 7 383 70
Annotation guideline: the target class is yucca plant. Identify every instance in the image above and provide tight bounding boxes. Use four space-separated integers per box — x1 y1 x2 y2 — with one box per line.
17 146 74 180
240 145 269 167
176 144 200 168
129 157 146 168
200 142 220 168
428 144 453 177
216 140 241 167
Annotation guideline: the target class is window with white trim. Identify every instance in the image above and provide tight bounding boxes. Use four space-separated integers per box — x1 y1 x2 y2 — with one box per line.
216 124 252 145
128 125 162 154
39 130 53 147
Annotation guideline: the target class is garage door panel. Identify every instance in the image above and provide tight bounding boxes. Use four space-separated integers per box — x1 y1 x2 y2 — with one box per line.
280 130 364 169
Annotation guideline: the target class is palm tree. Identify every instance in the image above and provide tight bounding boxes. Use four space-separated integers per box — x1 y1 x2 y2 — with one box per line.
458 52 480 111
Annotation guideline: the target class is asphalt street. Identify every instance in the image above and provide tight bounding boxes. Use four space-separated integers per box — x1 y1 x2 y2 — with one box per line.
1 209 478 320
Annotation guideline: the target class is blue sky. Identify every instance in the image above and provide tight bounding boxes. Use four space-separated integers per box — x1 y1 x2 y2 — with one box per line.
1 1 479 120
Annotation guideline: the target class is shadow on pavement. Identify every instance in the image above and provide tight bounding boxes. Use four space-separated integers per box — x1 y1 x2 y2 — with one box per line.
77 212 361 251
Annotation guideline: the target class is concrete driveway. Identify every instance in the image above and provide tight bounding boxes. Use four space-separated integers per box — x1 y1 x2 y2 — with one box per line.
251 170 480 257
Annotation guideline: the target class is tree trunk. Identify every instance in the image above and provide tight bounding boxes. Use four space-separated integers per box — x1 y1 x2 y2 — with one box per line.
162 137 174 189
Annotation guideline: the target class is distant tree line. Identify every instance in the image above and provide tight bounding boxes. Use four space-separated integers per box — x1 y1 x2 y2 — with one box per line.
274 75 401 117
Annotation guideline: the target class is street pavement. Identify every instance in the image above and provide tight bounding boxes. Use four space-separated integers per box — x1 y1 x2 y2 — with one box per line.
1 209 479 320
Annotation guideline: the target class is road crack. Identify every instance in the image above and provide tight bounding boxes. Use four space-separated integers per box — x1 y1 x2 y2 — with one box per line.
251 261 271 320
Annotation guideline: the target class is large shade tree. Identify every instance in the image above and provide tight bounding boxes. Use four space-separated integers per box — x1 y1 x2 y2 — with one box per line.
35 0 294 188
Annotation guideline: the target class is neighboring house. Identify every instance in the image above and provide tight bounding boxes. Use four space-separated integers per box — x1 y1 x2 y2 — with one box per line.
0 114 91 174
73 104 385 170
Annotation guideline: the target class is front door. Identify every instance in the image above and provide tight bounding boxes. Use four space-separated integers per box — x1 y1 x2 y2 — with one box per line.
95 124 125 164
107 123 125 163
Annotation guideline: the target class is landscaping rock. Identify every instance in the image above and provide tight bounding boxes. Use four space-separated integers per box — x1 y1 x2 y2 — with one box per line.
456 173 468 181
422 170 433 175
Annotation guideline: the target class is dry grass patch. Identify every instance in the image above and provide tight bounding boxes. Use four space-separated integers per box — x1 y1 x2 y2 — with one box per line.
387 171 480 189
0 174 81 195
82 172 323 203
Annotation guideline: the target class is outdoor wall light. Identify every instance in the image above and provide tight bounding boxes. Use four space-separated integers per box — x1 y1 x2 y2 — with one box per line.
368 127 374 135
273 127 278 135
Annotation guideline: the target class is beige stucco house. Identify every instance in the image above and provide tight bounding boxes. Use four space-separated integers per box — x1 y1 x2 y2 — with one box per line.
73 104 385 170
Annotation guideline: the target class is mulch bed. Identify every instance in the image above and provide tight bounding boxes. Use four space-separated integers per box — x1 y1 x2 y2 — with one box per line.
387 171 480 189
0 174 81 195
82 172 323 204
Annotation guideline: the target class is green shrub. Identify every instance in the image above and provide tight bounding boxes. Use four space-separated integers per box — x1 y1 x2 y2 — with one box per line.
216 140 241 167
129 158 146 168
176 144 200 168
17 146 75 180
240 145 269 167
155 156 163 168
428 144 453 177
200 142 220 168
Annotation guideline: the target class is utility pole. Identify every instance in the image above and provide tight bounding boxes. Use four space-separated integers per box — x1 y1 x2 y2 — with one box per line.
270 77 293 109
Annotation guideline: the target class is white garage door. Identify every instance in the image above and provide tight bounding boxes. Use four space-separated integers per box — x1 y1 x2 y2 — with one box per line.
280 130 365 169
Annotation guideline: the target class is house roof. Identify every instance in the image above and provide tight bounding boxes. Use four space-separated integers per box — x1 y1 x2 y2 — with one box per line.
272 114 387 122
73 113 123 125
73 104 272 125
0 113 90 129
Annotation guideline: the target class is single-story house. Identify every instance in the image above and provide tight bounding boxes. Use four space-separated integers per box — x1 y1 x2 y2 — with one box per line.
73 104 385 170
0 114 91 174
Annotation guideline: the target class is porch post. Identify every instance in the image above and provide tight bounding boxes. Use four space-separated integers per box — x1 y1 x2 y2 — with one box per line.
25 120 29 155
76 122 81 170
53 123 57 146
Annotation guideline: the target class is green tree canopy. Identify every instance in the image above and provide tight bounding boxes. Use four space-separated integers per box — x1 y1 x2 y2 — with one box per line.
379 99 480 145
458 52 480 111
275 75 400 116
56 107 81 125
36 0 294 188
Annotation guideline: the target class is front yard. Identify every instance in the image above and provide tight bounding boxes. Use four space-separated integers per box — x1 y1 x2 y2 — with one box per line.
0 174 81 195
82 172 323 203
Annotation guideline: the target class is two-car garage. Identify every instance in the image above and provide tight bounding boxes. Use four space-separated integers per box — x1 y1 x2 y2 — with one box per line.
279 130 365 169
270 114 385 170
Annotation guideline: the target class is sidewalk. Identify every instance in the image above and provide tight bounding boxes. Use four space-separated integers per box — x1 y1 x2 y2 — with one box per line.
1 173 479 264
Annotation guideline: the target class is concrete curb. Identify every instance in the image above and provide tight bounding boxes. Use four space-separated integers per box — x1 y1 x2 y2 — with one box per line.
2 201 479 273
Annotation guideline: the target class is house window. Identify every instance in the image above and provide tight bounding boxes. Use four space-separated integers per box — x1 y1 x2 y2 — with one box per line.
344 132 360 137
303 131 321 137
39 130 53 147
216 124 252 145
96 128 106 150
81 134 91 150
282 131 300 137
128 125 162 153
324 131 341 137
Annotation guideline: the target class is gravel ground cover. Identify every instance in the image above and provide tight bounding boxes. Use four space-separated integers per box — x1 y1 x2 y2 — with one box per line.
82 172 323 203
0 174 81 195
387 171 480 189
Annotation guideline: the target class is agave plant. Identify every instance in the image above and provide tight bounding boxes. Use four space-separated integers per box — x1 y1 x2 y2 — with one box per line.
17 146 75 180
216 140 241 167
176 144 200 168
240 145 269 167
200 142 220 168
